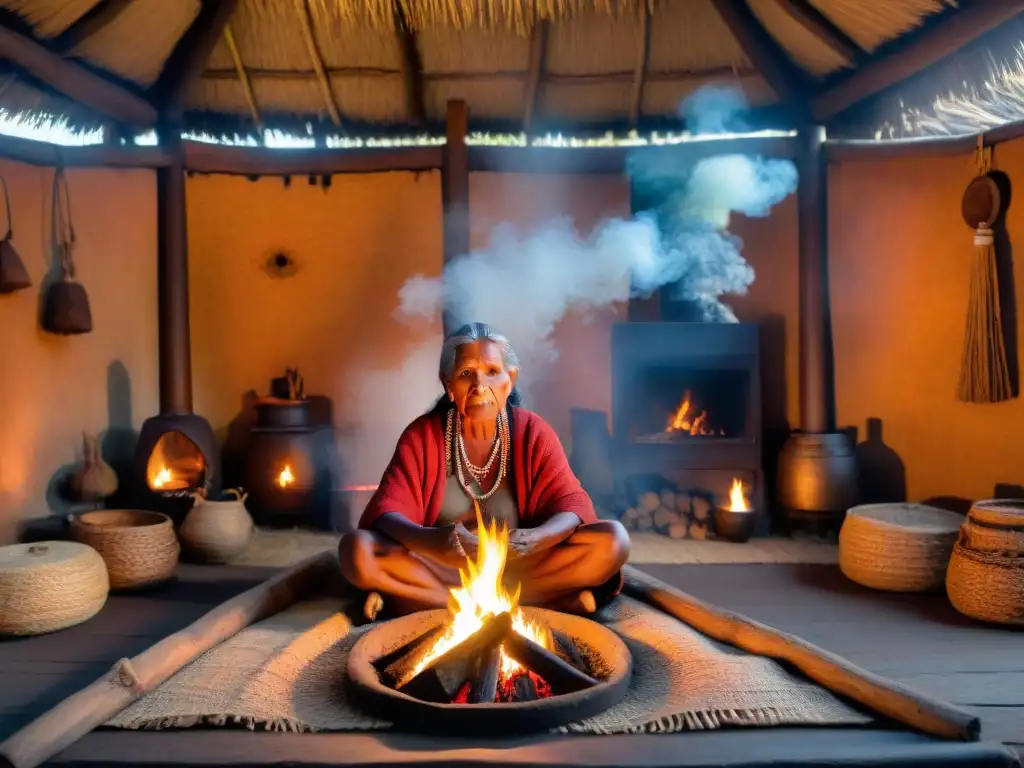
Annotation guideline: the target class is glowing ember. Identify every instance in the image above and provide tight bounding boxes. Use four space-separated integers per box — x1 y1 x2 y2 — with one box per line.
666 391 718 436
277 465 296 488
413 507 551 681
728 478 751 512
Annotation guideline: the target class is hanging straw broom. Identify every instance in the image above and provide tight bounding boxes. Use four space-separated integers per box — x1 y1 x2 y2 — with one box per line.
956 139 1012 403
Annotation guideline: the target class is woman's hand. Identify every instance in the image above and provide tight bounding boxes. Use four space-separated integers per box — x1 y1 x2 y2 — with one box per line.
507 528 545 559
422 522 479 567
507 512 582 560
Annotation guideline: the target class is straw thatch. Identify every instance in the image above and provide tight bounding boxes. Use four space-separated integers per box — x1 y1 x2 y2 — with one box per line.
0 0 983 136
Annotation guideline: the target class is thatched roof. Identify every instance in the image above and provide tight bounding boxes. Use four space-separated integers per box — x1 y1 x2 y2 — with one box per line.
0 0 1017 139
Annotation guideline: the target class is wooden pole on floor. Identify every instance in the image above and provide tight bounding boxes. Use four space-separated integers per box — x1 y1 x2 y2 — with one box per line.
0 552 338 768
441 99 469 336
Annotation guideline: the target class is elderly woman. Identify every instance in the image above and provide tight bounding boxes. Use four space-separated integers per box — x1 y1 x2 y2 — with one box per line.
339 322 629 618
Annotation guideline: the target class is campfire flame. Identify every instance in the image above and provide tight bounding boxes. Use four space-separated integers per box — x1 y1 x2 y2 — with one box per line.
277 465 296 488
728 478 751 512
665 391 718 436
414 508 550 680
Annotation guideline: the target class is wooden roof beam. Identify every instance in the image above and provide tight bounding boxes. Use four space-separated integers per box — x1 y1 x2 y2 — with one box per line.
149 0 239 119
53 0 134 52
294 0 341 126
629 1 652 129
812 0 1024 120
522 20 550 134
393 0 425 124
774 0 865 65
0 16 157 125
223 23 262 131
709 0 810 111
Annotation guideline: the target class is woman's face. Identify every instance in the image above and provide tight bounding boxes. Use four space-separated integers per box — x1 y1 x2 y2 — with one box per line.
443 340 518 422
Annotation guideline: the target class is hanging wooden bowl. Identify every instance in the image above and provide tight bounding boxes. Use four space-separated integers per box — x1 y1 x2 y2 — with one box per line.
961 175 1001 229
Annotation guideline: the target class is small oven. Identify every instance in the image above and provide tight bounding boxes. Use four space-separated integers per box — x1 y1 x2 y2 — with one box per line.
611 321 765 528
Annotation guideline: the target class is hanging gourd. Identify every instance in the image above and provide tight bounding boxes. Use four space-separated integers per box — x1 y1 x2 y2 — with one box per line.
41 167 92 335
956 139 1012 403
0 174 31 294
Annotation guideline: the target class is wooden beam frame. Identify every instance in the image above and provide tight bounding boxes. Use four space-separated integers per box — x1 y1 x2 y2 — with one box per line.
149 0 238 117
709 0 809 109
294 0 342 126
522 20 550 133
392 0 426 124
0 19 157 125
629 1 652 129
812 0 1024 120
774 0 865 65
184 141 441 175
222 23 262 130
442 99 470 334
53 0 135 52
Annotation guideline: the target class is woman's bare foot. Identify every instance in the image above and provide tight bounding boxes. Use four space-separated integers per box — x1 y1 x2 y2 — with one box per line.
364 591 384 621
547 589 597 615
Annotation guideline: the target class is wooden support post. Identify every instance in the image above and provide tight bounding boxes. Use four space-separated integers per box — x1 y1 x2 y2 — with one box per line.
796 125 829 434
156 126 193 415
442 99 469 335
522 20 550 134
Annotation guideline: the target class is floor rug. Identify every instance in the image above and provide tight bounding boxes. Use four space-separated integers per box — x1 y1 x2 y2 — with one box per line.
105 595 870 734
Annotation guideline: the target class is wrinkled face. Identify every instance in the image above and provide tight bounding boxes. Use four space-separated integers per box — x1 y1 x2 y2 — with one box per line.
443 340 518 421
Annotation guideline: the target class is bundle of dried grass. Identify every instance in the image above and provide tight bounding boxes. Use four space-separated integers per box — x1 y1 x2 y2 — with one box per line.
956 141 1012 403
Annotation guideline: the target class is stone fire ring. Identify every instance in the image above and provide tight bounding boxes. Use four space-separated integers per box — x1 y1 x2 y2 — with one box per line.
347 607 632 736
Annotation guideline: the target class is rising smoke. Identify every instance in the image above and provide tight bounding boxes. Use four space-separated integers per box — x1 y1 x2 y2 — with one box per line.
343 86 798 481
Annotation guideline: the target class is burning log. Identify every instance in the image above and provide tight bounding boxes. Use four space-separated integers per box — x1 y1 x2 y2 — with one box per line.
467 644 501 704
513 674 538 702
503 630 598 695
377 624 447 687
397 612 512 703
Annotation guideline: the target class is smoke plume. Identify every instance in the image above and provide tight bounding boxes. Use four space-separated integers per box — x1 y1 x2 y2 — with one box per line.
343 86 797 481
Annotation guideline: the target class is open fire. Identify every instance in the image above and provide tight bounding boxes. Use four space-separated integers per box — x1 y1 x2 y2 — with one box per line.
376 506 597 704
145 432 205 493
728 477 751 512
276 464 296 488
665 391 724 436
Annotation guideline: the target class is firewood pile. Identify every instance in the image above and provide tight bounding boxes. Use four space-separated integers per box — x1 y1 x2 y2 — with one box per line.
375 612 599 705
619 490 713 539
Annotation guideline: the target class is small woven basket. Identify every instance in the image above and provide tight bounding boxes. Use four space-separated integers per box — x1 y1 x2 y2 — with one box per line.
0 541 109 635
946 499 1024 625
946 543 1024 626
839 503 963 592
69 509 179 590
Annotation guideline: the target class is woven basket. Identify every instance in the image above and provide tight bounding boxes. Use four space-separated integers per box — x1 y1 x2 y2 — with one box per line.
69 509 179 590
960 499 1024 553
179 490 254 564
946 542 1024 626
0 541 109 635
839 503 963 592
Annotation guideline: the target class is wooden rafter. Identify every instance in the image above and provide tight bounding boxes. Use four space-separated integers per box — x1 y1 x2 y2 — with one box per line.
392 0 426 124
522 20 549 132
813 0 1024 120
709 0 808 109
0 18 156 125
774 0 865 65
629 1 652 129
294 0 341 126
150 0 239 117
53 0 134 53
223 23 262 130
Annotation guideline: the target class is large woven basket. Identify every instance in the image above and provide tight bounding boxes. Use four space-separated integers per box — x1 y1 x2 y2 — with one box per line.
839 503 963 592
0 541 109 635
69 510 179 590
946 499 1024 625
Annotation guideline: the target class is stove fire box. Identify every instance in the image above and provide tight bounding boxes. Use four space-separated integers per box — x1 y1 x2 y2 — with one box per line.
611 321 765 521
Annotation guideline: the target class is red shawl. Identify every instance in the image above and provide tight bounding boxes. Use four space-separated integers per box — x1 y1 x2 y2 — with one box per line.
359 407 596 530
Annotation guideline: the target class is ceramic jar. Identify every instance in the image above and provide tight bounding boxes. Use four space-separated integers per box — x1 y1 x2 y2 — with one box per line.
179 488 254 564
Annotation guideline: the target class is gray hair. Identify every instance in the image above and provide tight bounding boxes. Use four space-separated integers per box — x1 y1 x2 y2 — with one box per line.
439 322 521 379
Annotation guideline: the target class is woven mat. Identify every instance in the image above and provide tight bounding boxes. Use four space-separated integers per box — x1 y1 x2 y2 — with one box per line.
105 596 871 734
233 529 838 568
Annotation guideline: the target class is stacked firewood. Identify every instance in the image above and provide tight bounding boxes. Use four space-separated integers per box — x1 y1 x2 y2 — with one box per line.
620 490 712 539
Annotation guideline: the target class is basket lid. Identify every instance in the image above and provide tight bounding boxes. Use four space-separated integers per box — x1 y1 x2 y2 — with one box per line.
968 499 1024 528
0 541 96 572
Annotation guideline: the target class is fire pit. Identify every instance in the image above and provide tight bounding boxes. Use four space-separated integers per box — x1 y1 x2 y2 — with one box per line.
346 514 632 734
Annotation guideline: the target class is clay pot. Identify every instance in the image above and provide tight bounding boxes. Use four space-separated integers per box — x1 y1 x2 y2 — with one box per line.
69 431 118 502
713 507 756 543
179 488 254 564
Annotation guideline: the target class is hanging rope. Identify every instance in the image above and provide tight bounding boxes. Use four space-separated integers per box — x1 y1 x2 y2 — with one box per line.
52 167 77 281
956 138 1013 403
